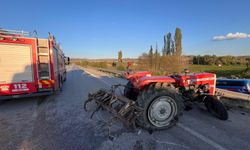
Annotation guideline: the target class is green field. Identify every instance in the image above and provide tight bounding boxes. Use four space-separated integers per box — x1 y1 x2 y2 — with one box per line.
188 65 247 78
74 60 249 78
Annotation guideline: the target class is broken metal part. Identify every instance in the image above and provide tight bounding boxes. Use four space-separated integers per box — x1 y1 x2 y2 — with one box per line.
84 85 143 130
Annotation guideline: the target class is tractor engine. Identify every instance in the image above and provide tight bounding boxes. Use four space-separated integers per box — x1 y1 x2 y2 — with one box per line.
177 73 216 96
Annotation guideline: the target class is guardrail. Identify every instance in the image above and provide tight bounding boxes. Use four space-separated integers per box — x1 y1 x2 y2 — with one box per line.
98 68 124 77
215 88 250 109
216 88 250 101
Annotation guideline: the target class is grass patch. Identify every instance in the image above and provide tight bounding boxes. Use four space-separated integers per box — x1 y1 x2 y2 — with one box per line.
188 65 246 78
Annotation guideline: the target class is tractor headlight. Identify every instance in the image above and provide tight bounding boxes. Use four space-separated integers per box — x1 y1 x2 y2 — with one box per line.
202 84 210 92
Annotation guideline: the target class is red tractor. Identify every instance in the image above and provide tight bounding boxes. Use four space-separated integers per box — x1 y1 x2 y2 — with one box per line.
123 70 228 130
85 70 228 131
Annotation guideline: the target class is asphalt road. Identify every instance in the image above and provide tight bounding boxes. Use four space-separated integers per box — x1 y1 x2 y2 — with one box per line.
1 64 250 150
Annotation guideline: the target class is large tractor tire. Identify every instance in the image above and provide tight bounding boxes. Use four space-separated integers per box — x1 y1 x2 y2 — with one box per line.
204 96 228 120
124 81 138 100
136 83 182 130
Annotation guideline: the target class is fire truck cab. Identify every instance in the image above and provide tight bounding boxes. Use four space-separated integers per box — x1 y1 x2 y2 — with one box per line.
0 29 68 100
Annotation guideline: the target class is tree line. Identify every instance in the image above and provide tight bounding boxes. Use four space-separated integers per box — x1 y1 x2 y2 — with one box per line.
162 28 182 56
193 55 249 65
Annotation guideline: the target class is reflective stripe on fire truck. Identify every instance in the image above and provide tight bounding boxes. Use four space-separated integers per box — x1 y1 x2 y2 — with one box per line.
38 80 54 85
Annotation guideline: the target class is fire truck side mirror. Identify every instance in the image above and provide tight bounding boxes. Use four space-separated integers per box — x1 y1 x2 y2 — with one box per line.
65 57 70 65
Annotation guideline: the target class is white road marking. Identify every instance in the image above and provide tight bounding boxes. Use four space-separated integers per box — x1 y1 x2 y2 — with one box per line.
78 65 228 150
83 69 99 78
81 68 111 86
177 123 228 150
152 133 190 149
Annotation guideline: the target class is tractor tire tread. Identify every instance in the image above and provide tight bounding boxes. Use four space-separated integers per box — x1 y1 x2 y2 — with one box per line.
136 83 183 130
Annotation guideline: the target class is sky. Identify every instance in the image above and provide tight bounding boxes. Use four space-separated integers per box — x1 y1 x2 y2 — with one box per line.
1 0 250 58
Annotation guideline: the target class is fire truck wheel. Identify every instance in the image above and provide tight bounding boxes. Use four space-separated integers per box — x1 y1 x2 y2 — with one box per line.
63 75 66 82
136 83 182 130
204 96 228 120
124 81 138 100
59 75 63 91
63 72 67 82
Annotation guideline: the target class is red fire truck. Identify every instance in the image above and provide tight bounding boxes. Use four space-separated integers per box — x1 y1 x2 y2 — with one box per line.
0 29 69 100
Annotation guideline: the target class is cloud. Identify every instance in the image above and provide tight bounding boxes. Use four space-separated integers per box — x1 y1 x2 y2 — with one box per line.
212 32 250 41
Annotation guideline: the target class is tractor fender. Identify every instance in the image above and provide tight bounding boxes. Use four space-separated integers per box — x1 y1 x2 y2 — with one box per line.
125 71 152 80
136 76 176 90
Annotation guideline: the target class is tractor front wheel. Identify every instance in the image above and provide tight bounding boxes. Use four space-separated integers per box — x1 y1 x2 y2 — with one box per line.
204 96 228 120
136 83 182 130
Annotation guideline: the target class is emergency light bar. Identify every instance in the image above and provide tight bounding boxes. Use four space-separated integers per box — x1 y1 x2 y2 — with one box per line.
0 28 30 36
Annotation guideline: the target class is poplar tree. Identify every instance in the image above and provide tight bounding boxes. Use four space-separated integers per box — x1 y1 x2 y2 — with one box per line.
162 35 167 56
166 32 171 55
148 45 154 69
171 39 175 55
154 43 160 70
174 28 182 56
118 50 123 62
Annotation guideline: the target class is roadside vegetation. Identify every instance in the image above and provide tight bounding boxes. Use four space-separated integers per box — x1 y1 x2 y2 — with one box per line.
189 65 247 78
74 60 250 78
74 61 108 69
136 28 185 75
74 27 250 79
191 55 250 78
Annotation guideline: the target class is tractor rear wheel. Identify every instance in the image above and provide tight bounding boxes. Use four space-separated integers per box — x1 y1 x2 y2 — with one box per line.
204 96 228 120
124 81 138 100
136 83 182 130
